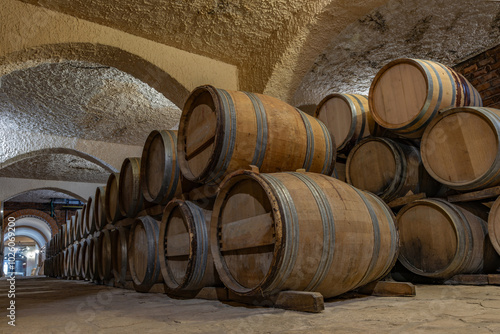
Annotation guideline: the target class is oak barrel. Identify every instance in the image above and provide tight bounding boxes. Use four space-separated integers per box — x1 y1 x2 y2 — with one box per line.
128 216 163 292
315 93 377 153
421 107 500 191
211 170 398 298
105 173 126 224
397 199 500 279
97 229 114 282
73 210 83 241
369 58 482 138
178 85 336 185
487 197 500 256
346 137 441 201
85 196 97 235
119 158 147 218
80 204 87 238
94 186 107 231
160 199 219 293
112 227 132 285
88 233 100 282
78 239 90 280
141 130 181 205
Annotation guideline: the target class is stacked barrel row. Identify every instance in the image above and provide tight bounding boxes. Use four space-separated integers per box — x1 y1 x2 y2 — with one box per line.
45 83 403 302
314 57 500 281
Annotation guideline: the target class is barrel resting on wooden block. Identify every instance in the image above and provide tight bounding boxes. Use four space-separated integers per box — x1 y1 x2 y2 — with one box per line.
227 290 325 313
356 281 416 297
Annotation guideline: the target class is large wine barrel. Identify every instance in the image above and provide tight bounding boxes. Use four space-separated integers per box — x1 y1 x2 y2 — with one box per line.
112 227 132 285
78 239 90 280
67 217 75 245
397 199 500 279
487 197 500 256
79 204 87 238
94 186 107 231
97 229 114 282
69 243 78 279
88 233 100 282
315 93 377 154
128 216 162 292
105 173 125 224
119 158 147 218
178 85 336 185
346 137 441 201
74 241 83 279
141 130 181 205
73 210 82 242
160 199 219 293
421 107 500 191
369 58 482 138
85 196 96 235
211 170 398 298
63 249 69 278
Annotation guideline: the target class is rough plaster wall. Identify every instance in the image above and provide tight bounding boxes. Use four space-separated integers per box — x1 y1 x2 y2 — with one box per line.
293 0 500 107
0 154 109 183
8 190 79 203
0 61 180 145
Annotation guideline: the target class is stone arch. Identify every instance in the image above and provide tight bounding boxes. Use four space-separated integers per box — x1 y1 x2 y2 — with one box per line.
5 209 58 236
0 43 190 108
5 187 86 203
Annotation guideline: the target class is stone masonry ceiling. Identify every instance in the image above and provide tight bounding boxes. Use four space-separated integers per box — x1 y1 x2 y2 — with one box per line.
8 189 80 203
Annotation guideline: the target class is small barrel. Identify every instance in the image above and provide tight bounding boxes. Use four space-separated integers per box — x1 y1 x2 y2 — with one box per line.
421 107 500 191
85 196 96 235
346 137 441 201
94 186 107 231
487 197 500 256
119 158 146 218
369 58 482 138
178 85 336 185
105 173 126 224
112 227 132 285
397 199 500 279
160 199 219 293
141 130 181 205
211 170 398 298
97 229 114 282
128 216 162 292
315 93 377 154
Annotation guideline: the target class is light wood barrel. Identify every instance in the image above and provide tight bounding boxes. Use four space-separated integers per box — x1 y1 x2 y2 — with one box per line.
315 93 377 153
421 107 500 191
112 227 132 285
119 158 147 218
97 229 114 282
346 137 441 201
94 186 107 231
105 173 125 224
178 85 336 185
160 199 218 293
85 196 96 235
128 216 162 292
141 130 181 205
211 170 398 298
397 199 500 279
369 58 482 138
487 197 500 256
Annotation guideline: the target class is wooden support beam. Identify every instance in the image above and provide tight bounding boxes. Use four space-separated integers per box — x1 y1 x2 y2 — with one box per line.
488 274 500 285
387 193 426 209
357 281 416 297
448 186 500 203
274 291 325 313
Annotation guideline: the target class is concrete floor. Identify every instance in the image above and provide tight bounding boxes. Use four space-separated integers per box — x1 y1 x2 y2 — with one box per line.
1 277 500 333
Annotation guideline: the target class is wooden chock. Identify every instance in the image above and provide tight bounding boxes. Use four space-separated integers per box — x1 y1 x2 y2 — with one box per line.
357 281 416 297
249 165 260 173
295 169 306 173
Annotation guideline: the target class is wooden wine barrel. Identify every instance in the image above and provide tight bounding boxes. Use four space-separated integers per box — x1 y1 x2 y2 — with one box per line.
346 137 441 201
85 196 96 235
421 107 500 191
112 227 132 285
119 158 147 218
74 241 84 279
315 93 378 154
160 199 219 293
63 249 69 278
369 58 482 138
487 197 500 256
105 173 126 224
178 85 336 185
77 239 89 280
88 233 100 282
141 130 181 205
128 216 163 292
97 229 114 282
94 186 107 231
65 246 73 278
80 204 88 239
397 199 500 280
67 217 75 245
211 170 398 298
69 243 78 279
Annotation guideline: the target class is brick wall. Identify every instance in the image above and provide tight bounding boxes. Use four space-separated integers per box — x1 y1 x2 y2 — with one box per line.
4 202 81 228
453 44 500 109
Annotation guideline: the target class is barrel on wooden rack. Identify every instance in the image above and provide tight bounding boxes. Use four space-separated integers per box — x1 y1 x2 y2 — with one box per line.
369 58 482 138
346 137 441 202
78 239 90 280
105 173 125 224
73 211 82 242
85 196 96 235
421 107 500 191
88 233 100 282
211 170 398 298
397 199 500 280
119 158 148 218
112 227 132 285
178 85 336 185
315 93 377 154
141 130 181 206
80 204 88 239
160 199 219 294
487 197 500 256
128 216 163 292
97 229 114 283
94 186 107 231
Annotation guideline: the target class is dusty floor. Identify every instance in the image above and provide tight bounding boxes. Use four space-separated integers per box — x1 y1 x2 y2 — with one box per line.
0 277 499 333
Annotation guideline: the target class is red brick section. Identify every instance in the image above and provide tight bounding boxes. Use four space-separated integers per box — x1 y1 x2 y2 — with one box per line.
4 209 58 235
453 44 500 109
3 202 80 230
